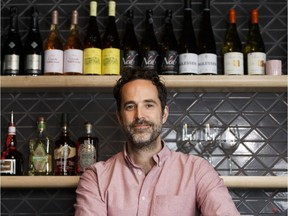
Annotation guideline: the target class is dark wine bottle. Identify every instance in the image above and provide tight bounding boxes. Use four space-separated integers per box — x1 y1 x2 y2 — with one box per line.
243 9 266 75
179 0 198 75
140 9 159 73
83 0 102 75
121 9 140 75
198 0 217 75
222 9 243 75
102 0 120 75
2 7 22 76
160 10 178 75
23 6 43 76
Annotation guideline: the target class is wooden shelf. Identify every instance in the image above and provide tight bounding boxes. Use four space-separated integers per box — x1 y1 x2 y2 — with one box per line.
0 176 287 189
1 75 287 92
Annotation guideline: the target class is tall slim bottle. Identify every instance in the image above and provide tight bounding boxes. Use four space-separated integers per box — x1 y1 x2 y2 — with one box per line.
243 9 266 75
178 0 198 75
54 113 76 175
0 111 24 175
160 10 178 75
222 9 243 75
63 10 83 75
23 6 43 76
198 0 217 75
83 0 102 75
140 10 159 73
2 7 22 76
102 0 120 75
44 10 64 75
28 117 54 176
121 9 140 75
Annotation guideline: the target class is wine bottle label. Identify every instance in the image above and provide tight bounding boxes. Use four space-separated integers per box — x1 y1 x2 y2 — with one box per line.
78 140 96 172
247 52 266 75
31 143 52 172
179 53 198 74
0 159 16 174
141 51 159 71
102 48 120 75
198 53 217 75
122 50 139 68
25 54 42 71
161 51 178 74
63 49 83 74
108 1 116 17
3 54 20 73
54 143 76 175
84 48 102 75
224 52 244 75
54 144 76 159
90 1 97 17
44 49 64 74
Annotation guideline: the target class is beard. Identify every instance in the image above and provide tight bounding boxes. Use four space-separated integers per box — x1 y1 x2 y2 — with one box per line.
122 118 162 150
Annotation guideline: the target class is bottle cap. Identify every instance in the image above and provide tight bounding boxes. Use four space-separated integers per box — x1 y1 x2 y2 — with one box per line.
251 9 258 24
229 9 236 24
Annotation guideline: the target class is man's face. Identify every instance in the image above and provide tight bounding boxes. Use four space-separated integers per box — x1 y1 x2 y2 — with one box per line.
117 79 168 150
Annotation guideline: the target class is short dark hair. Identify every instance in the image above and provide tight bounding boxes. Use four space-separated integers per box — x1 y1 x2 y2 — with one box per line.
113 70 167 113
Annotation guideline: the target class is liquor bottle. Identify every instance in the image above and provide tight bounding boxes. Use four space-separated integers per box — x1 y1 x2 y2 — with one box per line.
121 9 140 75
178 0 198 75
23 6 43 76
83 0 102 75
198 0 217 75
140 9 159 73
159 10 178 75
54 113 76 175
102 0 120 75
2 7 22 76
43 10 64 75
63 10 83 75
243 9 266 75
0 111 24 175
222 9 243 75
28 117 54 176
76 122 99 175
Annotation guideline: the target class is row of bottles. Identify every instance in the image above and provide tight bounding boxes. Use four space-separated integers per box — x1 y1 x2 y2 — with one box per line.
0 112 99 176
2 0 267 76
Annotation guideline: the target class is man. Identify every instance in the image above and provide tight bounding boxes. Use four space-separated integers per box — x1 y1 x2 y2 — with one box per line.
74 71 240 216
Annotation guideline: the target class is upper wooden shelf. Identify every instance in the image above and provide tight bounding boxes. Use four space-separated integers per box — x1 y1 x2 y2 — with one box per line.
1 75 287 92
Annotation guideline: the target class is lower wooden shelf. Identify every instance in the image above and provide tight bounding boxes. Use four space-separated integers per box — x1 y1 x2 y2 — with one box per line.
0 176 287 189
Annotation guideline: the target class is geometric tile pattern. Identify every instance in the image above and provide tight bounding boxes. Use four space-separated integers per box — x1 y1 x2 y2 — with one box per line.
1 0 287 215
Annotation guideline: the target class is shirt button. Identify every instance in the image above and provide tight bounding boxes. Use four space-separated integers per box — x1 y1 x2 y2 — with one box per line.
137 171 142 175
141 196 146 201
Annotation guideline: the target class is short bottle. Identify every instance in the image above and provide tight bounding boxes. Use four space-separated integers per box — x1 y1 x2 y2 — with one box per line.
198 0 217 75
23 6 43 76
76 122 99 175
2 7 23 76
102 0 120 75
243 9 266 75
83 0 102 75
28 117 54 176
54 113 76 175
222 9 243 75
0 111 24 175
43 10 64 75
160 10 178 75
63 10 83 75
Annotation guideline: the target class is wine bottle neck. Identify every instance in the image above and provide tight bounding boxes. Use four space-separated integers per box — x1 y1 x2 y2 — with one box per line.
90 1 97 17
108 1 116 17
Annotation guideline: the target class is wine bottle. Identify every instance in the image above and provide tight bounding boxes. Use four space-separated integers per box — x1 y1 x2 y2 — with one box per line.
222 9 243 75
54 113 76 175
178 0 198 75
23 6 43 76
140 9 159 73
83 0 102 75
63 10 83 75
102 0 120 75
76 122 99 175
160 10 178 75
121 9 140 75
43 10 64 75
0 111 24 175
198 0 217 75
243 9 266 75
2 7 22 76
28 117 54 176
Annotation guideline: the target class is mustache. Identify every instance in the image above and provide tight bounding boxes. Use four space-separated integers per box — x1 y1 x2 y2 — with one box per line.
130 119 153 128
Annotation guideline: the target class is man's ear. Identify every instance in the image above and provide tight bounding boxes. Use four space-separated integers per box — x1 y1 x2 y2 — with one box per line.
162 105 169 124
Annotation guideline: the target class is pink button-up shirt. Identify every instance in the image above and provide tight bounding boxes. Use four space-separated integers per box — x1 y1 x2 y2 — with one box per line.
75 144 240 216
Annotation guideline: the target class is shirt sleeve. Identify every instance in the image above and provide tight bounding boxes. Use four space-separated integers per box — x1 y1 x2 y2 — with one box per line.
74 167 107 216
194 159 240 216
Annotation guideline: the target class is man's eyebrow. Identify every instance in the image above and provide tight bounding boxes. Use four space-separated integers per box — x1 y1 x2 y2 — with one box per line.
123 99 157 106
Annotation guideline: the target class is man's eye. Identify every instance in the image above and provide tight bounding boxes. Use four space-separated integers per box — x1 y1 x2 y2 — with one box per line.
146 103 154 108
125 104 135 110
